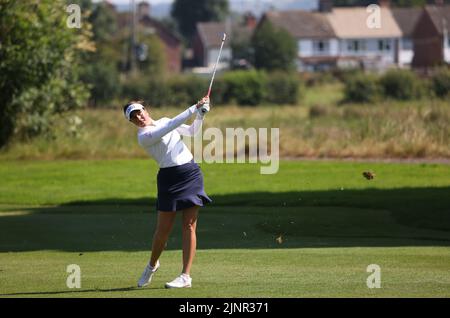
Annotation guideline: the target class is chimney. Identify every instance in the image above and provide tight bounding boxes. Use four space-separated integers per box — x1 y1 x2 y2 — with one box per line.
137 1 151 19
243 12 257 28
318 0 333 13
378 0 391 7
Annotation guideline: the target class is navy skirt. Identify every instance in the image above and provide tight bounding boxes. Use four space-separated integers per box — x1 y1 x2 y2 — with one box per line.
156 159 212 212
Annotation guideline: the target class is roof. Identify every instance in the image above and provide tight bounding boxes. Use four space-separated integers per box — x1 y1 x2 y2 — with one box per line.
197 21 254 48
424 4 450 35
263 10 335 39
326 7 402 38
140 15 181 44
391 7 423 37
117 12 181 45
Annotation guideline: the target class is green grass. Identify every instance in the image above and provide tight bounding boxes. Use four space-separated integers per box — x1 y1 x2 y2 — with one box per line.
1 248 449 297
0 160 449 297
303 82 345 107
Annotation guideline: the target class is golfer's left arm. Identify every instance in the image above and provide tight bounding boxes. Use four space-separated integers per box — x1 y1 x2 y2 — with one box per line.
177 96 209 136
176 112 204 137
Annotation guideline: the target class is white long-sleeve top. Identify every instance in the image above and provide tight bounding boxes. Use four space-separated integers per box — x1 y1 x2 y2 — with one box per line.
137 104 203 168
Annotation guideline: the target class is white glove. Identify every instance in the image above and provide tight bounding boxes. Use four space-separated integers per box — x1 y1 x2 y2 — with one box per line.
198 103 210 116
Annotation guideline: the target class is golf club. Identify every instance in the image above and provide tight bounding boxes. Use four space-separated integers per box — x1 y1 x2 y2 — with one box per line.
207 32 227 98
200 33 227 115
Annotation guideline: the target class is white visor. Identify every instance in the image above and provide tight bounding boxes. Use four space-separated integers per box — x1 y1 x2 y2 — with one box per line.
125 103 144 120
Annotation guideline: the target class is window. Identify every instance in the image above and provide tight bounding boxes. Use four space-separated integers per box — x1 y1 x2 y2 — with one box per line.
347 40 366 52
347 40 357 51
313 40 329 54
402 38 412 50
318 41 324 51
378 39 391 51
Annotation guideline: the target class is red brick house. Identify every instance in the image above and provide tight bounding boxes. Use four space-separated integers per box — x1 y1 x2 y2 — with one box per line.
391 7 423 67
139 16 182 73
117 2 182 73
412 4 450 68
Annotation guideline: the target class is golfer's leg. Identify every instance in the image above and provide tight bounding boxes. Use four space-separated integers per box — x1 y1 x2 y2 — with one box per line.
181 205 199 275
150 211 176 267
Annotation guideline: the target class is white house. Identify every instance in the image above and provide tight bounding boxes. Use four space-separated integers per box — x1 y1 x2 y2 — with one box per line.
326 7 403 71
261 10 338 72
260 4 423 72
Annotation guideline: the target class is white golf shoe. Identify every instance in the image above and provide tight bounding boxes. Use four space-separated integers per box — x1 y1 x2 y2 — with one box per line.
137 260 160 287
165 273 192 289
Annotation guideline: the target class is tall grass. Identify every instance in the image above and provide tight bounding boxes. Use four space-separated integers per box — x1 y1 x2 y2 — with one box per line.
0 84 448 160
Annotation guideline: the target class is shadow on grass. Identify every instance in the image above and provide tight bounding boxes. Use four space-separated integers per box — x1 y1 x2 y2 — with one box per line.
0 286 156 297
1 187 449 252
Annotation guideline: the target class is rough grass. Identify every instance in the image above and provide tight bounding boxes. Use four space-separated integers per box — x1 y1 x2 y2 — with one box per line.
0 83 448 160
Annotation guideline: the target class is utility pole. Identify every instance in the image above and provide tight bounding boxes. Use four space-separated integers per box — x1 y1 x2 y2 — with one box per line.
129 0 137 75
443 18 448 49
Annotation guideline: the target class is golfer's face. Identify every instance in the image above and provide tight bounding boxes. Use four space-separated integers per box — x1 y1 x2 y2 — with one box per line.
130 109 148 127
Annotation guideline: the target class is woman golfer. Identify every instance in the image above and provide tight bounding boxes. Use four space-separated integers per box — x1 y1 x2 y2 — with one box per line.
123 97 212 289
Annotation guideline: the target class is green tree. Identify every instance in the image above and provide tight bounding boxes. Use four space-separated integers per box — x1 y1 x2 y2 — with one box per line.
89 1 117 42
0 0 93 146
136 33 167 76
251 21 297 72
79 1 122 106
230 21 254 69
80 59 119 107
171 0 229 41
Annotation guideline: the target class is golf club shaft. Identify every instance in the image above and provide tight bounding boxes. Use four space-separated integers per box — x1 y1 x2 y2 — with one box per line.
207 33 227 98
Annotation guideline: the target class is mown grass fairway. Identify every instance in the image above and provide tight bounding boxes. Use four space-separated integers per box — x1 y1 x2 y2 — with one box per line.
0 160 449 297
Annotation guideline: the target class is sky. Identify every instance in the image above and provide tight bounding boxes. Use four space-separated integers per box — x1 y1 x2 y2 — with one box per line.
93 0 171 4
94 0 318 16
102 0 306 4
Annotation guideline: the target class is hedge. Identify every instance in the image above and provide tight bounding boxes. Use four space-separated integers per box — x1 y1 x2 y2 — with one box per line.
119 71 302 107
431 67 450 98
379 69 425 100
344 73 381 103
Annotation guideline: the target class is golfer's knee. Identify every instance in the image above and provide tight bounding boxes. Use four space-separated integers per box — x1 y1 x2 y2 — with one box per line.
182 222 196 233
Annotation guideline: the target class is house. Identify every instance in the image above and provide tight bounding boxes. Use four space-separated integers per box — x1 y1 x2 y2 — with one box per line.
326 6 403 70
193 21 232 69
258 0 447 72
391 7 423 67
193 13 257 70
260 10 337 71
117 2 182 73
412 4 450 68
260 2 406 72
